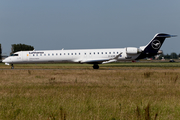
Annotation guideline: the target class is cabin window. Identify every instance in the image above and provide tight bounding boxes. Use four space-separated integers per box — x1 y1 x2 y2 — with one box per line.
97 52 99 54
60 53 61 55
109 52 111 54
85 53 86 55
102 52 103 54
48 54 50 56
94 52 95 54
68 53 70 55
40 54 42 56
79 53 80 55
36 54 38 56
64 53 65 55
117 52 118 54
113 52 115 54
89 53 91 55
71 53 73 55
75 53 77 55
56 53 58 55
105 52 107 54
52 54 54 56
33 54 35 56
44 54 46 56
11 54 18 56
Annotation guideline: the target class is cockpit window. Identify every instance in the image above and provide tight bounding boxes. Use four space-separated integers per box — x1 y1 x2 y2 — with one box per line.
11 54 18 56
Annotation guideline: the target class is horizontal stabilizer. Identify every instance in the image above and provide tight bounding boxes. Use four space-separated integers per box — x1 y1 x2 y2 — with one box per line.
156 34 177 38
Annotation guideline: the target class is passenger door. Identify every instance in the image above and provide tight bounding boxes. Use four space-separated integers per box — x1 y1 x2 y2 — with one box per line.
22 52 29 62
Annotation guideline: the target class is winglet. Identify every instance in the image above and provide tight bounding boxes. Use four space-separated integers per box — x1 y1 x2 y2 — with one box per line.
102 52 123 64
111 52 123 60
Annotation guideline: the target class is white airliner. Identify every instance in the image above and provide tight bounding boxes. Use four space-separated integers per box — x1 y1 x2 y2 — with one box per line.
2 33 177 69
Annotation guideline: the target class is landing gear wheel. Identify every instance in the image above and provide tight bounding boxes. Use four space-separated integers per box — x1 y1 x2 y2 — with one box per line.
11 64 14 69
93 64 99 69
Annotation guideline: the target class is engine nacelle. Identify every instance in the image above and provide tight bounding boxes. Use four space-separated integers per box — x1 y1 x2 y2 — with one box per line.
126 47 142 54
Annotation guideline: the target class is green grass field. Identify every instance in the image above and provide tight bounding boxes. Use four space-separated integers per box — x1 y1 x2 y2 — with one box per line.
0 62 180 119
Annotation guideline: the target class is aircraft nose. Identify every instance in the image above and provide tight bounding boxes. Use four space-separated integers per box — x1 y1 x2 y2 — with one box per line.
2 59 6 63
2 58 9 63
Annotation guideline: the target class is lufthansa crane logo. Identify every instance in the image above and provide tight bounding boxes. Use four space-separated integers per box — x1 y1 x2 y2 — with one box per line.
151 40 161 49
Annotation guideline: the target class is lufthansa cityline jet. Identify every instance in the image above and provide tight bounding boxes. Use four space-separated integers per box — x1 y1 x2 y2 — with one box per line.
2 33 177 69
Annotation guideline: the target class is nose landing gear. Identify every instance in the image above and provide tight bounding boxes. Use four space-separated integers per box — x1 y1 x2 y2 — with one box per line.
11 64 14 69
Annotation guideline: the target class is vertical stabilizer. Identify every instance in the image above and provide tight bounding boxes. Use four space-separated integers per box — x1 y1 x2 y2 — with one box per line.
136 33 177 59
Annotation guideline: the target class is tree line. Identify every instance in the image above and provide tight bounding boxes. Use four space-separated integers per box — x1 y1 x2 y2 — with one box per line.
10 44 34 55
0 44 34 61
0 44 2 60
159 52 180 59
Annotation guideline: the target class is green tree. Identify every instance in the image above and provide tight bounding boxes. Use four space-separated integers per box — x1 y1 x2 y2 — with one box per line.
0 44 2 60
178 54 180 58
170 52 178 59
161 52 179 59
163 54 171 59
11 44 34 55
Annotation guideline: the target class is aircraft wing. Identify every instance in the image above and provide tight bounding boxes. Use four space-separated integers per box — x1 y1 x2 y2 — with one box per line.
77 52 122 64
80 58 111 64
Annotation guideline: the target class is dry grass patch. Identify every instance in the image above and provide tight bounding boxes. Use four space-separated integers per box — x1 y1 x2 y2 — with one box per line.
0 67 180 119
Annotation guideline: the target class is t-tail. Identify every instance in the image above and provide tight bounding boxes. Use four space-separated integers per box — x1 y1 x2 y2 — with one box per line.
136 33 177 59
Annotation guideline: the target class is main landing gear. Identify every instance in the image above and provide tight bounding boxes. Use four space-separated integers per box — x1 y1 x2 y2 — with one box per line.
11 64 14 69
93 64 99 69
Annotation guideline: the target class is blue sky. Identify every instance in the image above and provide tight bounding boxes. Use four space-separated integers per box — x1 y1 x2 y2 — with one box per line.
1 0 179 55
